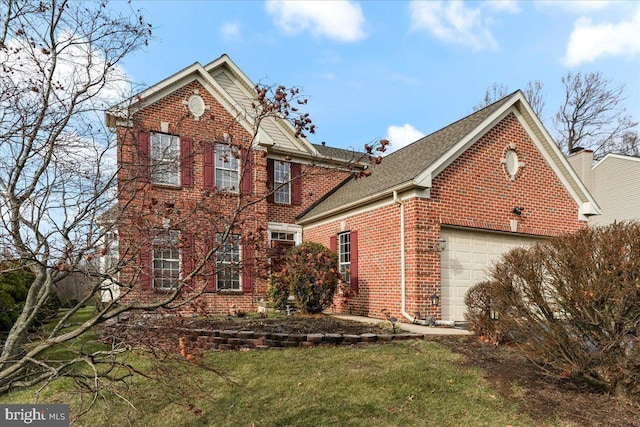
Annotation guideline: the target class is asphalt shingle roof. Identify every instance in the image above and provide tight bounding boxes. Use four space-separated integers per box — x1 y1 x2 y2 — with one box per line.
299 92 518 221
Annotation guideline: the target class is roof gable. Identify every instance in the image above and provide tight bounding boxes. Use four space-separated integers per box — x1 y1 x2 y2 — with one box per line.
299 91 600 223
105 54 319 158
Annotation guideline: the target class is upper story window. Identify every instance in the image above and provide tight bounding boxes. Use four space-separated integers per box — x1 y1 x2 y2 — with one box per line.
150 133 180 186
338 232 351 286
215 143 239 192
274 161 291 204
267 159 301 206
153 230 181 290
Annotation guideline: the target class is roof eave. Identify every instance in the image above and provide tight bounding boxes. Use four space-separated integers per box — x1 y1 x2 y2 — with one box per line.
298 180 420 225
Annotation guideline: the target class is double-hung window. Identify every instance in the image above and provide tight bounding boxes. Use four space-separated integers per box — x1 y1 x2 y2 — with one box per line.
153 230 181 290
338 232 351 286
150 133 180 186
273 161 291 204
215 143 239 192
216 233 241 290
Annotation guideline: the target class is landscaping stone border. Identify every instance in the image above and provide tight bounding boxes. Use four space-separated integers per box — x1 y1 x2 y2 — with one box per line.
100 324 425 351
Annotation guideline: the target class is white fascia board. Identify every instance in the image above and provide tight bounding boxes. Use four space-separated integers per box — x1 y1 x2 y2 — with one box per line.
593 153 640 170
511 101 601 218
414 95 519 188
301 187 430 231
298 181 420 226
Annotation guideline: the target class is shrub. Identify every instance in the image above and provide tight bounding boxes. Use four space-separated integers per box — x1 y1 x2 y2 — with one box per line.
266 273 289 311
472 222 640 397
281 242 338 314
464 280 508 344
0 263 33 332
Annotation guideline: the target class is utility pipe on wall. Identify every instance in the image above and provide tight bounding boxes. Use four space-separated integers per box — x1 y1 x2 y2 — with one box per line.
393 191 417 324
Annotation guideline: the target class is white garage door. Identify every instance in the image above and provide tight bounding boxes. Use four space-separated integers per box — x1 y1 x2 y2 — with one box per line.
440 227 540 322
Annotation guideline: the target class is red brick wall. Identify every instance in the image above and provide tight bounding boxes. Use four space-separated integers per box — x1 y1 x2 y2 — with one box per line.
116 80 351 315
304 112 587 322
268 163 350 224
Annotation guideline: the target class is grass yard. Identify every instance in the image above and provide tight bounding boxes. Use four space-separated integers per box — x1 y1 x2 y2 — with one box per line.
2 339 537 427
3 308 581 426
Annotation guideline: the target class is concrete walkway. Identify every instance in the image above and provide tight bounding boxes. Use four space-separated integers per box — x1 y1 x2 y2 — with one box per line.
332 314 473 336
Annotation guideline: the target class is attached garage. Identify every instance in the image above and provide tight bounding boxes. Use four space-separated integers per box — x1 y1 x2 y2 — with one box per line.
440 227 542 322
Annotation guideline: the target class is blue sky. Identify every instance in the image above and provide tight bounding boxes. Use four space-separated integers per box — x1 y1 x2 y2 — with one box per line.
117 0 640 153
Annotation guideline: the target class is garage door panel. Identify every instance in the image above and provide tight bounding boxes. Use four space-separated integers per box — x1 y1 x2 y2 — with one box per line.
441 228 539 322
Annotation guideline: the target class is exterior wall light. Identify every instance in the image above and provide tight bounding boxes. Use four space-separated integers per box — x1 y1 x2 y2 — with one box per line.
430 292 439 307
433 237 446 252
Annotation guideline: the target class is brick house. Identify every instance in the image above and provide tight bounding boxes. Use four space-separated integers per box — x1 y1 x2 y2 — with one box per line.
298 91 600 323
106 54 363 314
107 55 600 323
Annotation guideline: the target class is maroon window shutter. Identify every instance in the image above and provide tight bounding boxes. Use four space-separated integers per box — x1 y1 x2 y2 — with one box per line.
140 246 152 290
181 232 194 291
241 148 253 195
241 243 253 293
291 162 302 206
180 137 193 188
203 143 215 190
266 159 275 203
329 235 337 252
203 235 216 292
350 231 358 292
138 131 150 183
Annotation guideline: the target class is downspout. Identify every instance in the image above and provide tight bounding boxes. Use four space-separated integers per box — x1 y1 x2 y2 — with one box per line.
393 191 418 324
394 191 454 328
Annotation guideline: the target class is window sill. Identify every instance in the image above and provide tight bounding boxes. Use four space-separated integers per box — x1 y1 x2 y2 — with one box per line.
149 182 182 190
215 290 244 295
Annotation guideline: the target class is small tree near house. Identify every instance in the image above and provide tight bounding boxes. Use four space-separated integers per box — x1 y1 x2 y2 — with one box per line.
279 242 339 315
0 0 386 401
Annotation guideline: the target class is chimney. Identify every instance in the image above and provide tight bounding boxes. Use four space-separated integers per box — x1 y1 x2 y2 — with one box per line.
567 147 594 191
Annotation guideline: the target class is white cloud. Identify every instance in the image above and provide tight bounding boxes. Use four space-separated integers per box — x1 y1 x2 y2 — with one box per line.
484 0 520 14
386 124 425 153
221 21 241 40
265 0 366 42
536 0 611 14
563 8 640 66
409 1 498 51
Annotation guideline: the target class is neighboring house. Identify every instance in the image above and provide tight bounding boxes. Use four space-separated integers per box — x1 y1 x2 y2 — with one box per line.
568 149 640 226
299 91 600 323
106 54 363 314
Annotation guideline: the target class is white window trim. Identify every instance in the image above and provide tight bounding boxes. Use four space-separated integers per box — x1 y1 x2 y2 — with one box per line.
150 132 180 187
274 161 291 204
152 230 181 290
215 143 240 193
216 233 242 291
338 231 351 286
267 222 303 246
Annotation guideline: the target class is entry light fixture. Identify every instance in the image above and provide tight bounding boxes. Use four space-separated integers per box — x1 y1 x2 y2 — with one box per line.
430 292 439 307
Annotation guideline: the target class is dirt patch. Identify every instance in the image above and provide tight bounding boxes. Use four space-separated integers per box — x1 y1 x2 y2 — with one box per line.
429 335 640 427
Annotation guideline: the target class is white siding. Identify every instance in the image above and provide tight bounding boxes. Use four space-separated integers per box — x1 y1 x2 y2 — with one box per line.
590 156 640 225
211 69 311 154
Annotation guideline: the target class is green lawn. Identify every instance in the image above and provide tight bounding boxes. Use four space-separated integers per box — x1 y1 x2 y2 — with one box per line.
1 309 544 426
